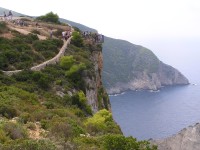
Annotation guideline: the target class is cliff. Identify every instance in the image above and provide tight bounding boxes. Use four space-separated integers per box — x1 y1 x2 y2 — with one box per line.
107 61 189 94
85 50 110 112
151 123 200 150
102 37 189 94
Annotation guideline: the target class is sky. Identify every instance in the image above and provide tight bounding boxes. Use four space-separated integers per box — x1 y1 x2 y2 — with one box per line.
1 0 200 40
1 0 200 82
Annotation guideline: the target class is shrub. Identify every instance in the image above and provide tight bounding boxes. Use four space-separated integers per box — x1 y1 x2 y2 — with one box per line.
0 104 17 119
37 12 60 24
85 109 121 135
33 39 63 59
0 129 9 144
1 139 56 150
66 63 86 77
102 134 157 150
71 31 84 47
49 117 72 138
0 22 8 33
19 112 31 124
26 122 36 130
3 122 27 140
60 55 75 70
71 91 92 115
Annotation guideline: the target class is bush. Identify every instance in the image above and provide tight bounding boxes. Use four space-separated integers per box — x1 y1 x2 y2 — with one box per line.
33 39 63 59
102 134 157 150
26 122 36 130
71 31 84 47
60 55 75 70
0 104 17 119
3 122 27 140
19 112 31 124
1 139 56 150
71 91 92 115
0 129 9 144
37 12 60 24
85 109 121 135
0 22 8 33
66 63 86 77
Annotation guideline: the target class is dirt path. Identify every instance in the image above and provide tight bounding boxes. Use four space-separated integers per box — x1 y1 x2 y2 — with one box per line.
8 24 47 40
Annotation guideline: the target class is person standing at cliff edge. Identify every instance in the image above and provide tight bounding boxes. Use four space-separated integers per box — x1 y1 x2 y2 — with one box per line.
3 11 7 21
8 10 13 20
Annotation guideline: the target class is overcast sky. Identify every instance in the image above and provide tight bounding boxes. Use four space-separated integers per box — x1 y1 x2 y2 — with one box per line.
1 0 200 41
1 0 200 82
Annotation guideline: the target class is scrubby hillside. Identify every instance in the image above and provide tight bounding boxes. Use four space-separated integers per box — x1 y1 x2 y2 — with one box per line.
0 13 157 150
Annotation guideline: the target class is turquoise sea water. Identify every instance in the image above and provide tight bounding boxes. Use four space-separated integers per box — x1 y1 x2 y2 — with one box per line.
110 84 200 140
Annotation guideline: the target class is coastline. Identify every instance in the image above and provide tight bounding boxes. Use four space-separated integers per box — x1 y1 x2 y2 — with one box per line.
107 83 190 95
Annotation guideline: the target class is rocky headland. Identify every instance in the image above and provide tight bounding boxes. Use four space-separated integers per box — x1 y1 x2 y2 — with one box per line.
107 61 189 94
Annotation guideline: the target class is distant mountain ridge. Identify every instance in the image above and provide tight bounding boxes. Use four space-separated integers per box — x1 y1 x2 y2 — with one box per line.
0 7 26 17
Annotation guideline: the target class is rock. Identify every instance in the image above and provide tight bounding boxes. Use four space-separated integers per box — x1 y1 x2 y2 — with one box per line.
107 61 189 94
151 123 200 150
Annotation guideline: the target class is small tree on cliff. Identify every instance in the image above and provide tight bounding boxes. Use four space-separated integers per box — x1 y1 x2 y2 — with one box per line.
37 12 60 24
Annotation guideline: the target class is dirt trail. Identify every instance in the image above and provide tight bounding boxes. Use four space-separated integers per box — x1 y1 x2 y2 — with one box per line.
8 24 47 40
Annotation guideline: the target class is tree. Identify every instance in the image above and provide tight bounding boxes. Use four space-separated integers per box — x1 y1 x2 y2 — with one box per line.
37 12 60 24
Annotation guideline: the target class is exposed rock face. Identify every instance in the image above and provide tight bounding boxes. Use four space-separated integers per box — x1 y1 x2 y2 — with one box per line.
151 123 200 150
107 61 189 94
85 51 110 112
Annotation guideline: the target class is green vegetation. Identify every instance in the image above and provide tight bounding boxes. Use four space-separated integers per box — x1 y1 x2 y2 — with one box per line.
0 26 63 70
71 31 84 47
0 22 8 34
85 109 121 135
36 12 60 24
0 19 157 149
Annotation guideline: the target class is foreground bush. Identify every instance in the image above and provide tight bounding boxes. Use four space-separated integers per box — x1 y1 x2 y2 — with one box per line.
102 134 157 150
1 139 56 150
85 109 121 135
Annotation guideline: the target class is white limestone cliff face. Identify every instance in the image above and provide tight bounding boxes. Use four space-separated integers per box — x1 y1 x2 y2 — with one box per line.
151 123 200 150
107 61 189 94
85 51 109 112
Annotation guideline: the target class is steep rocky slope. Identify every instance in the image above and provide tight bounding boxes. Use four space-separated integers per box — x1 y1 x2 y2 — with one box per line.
102 37 189 94
151 123 200 150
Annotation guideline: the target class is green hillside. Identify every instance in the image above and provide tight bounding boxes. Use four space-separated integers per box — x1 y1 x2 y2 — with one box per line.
0 10 157 149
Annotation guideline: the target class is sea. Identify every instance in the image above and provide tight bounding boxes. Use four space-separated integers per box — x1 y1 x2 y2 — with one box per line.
109 38 200 140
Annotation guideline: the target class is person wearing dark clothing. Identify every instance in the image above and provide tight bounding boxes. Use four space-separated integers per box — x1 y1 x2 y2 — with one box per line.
3 11 7 21
8 10 13 20
50 29 53 39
